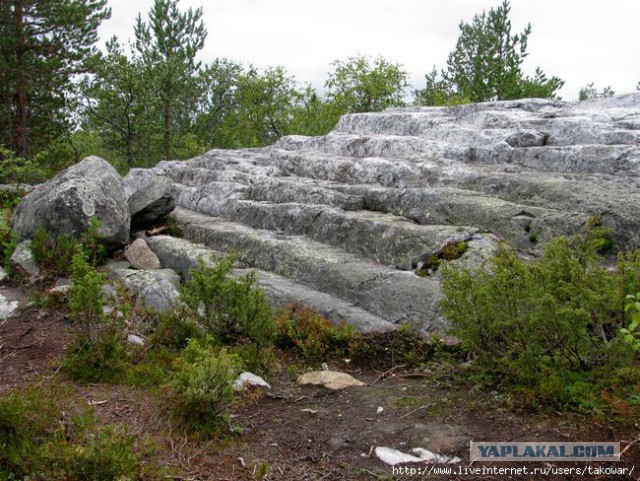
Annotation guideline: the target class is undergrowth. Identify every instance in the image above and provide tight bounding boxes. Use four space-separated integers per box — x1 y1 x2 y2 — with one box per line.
31 217 106 278
441 222 640 413
0 385 160 480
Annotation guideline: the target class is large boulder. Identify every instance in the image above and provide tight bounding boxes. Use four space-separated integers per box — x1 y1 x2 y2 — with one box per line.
12 156 130 251
123 168 175 229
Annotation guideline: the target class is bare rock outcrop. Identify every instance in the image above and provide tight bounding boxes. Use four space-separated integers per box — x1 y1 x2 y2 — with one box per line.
137 94 640 333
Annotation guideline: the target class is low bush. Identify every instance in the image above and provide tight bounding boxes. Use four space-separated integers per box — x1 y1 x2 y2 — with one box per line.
0 386 143 480
170 337 241 432
62 250 129 383
275 304 356 363
31 218 106 278
180 256 274 369
441 224 640 412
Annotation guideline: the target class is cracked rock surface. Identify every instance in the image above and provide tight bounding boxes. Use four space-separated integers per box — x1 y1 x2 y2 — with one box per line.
141 94 640 333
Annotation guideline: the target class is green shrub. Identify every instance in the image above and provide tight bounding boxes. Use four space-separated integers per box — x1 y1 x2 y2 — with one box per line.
150 306 204 350
62 251 129 383
68 250 108 341
275 304 356 363
31 219 105 278
0 386 140 480
621 293 640 352
180 256 274 346
62 332 129 384
0 146 47 184
441 225 640 411
348 322 443 368
170 337 241 431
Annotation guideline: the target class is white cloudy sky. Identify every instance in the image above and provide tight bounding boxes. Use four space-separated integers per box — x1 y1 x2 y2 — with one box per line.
99 0 640 101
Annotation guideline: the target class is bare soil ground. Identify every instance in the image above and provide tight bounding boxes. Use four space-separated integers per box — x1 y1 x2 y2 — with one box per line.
0 283 638 481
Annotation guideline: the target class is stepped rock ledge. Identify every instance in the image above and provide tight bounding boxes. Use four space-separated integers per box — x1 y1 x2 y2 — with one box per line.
131 94 640 334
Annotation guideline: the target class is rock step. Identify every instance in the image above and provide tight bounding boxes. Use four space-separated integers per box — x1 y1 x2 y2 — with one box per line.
165 168 364 210
170 182 482 269
145 235 395 333
277 132 640 176
219 200 479 270
171 207 447 332
334 184 587 247
161 166 623 249
333 108 640 147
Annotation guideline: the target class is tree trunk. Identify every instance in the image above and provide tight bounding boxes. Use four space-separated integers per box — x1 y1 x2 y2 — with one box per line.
14 0 28 157
163 82 171 159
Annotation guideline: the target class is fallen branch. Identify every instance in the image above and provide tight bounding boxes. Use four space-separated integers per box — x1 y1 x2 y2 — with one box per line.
373 364 406 384
398 404 431 419
621 434 640 457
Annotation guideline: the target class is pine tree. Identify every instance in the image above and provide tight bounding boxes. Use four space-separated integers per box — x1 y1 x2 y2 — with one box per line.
416 1 563 105
0 0 110 158
134 0 207 160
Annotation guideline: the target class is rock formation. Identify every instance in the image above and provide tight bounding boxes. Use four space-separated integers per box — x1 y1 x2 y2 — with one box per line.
139 93 640 334
12 156 130 251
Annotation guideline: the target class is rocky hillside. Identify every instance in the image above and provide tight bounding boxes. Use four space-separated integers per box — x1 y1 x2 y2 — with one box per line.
127 94 640 335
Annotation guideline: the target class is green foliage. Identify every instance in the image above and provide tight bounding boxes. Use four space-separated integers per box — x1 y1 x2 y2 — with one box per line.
441 225 640 411
151 306 204 350
0 386 140 480
579 82 615 101
621 293 640 351
80 38 154 167
170 337 241 431
0 0 110 158
326 54 409 113
417 1 563 105
180 256 274 346
31 218 106 278
349 323 441 368
275 305 356 363
0 146 47 184
68 250 107 340
0 188 22 271
414 67 471 106
417 240 468 276
61 250 129 384
135 0 207 160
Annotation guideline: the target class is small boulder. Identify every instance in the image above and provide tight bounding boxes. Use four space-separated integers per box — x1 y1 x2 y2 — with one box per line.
298 371 366 390
124 238 161 270
10 240 39 278
233 372 271 391
0 293 19 321
49 278 73 296
111 268 180 312
12 156 130 251
123 169 175 229
127 334 145 346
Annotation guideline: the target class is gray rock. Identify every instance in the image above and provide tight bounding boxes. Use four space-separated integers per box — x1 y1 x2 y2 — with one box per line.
102 260 132 272
127 334 145 345
129 94 640 335
0 267 7 282
233 372 271 391
12 156 130 251
124 238 161 270
145 235 395 333
111 268 180 312
0 293 19 321
10 240 39 278
49 278 73 295
101 284 119 304
124 168 175 228
298 371 366 390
